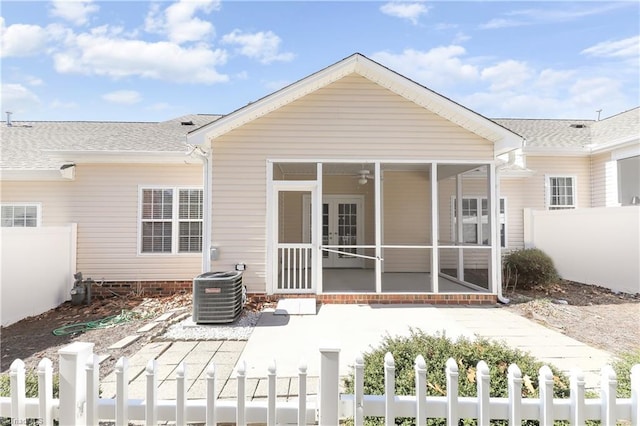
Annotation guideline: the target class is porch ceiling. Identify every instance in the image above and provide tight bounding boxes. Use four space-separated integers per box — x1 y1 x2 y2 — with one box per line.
275 162 483 180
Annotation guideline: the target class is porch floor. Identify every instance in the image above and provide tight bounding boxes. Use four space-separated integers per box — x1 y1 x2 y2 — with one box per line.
322 269 486 293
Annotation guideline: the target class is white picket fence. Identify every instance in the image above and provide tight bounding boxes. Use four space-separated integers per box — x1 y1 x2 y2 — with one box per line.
1 341 639 425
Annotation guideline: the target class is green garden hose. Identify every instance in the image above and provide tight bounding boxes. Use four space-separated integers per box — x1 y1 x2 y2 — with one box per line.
52 310 140 336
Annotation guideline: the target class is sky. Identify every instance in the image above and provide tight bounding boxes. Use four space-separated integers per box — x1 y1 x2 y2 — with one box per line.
1 0 638 123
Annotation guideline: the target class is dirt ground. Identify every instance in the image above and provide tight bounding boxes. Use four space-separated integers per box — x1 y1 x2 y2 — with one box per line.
1 281 638 380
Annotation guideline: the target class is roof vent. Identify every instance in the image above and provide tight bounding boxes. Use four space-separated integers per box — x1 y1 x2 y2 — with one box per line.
181 120 194 126
5 111 12 127
570 124 587 129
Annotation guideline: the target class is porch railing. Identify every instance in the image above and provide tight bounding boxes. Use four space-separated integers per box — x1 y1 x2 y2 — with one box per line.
277 243 313 291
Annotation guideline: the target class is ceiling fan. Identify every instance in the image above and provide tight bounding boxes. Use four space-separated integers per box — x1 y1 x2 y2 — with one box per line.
356 169 374 185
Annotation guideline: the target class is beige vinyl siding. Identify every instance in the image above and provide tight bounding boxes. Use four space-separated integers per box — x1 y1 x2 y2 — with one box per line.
1 164 202 281
210 74 495 292
590 152 611 207
500 155 591 250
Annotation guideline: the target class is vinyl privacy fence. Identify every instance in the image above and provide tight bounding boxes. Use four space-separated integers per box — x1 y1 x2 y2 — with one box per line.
1 342 639 425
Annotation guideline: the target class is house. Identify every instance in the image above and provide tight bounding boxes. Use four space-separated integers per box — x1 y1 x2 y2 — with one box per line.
2 53 638 306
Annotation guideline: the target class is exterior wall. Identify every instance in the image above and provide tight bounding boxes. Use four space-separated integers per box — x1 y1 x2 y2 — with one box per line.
0 163 203 282
590 152 610 207
1 224 76 326
209 73 494 293
525 206 640 294
502 155 591 250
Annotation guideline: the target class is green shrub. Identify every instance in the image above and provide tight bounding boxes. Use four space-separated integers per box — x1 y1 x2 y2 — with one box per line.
613 349 640 397
503 248 559 291
343 330 569 425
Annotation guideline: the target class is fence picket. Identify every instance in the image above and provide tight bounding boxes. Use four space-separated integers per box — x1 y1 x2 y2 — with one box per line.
299 360 308 426
538 365 553 425
37 358 53 426
205 362 217 426
84 354 99 426
115 357 128 426
445 358 459 426
237 360 246 426
267 360 277 426
414 355 427 426
507 364 522 425
354 355 364 426
10 359 25 423
632 364 640 425
570 368 585 425
145 359 157 426
384 352 395 426
476 361 490 426
600 365 617 425
177 362 187 426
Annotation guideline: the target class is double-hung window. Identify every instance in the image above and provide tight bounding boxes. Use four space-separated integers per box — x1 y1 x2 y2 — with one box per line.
1 204 40 227
139 188 203 254
452 197 506 247
547 176 576 210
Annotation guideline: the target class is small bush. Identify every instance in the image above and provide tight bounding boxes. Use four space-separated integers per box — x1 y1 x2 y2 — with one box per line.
503 248 559 291
343 330 569 425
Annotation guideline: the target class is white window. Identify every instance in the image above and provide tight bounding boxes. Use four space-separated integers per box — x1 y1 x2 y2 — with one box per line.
547 176 576 210
139 188 203 254
452 197 506 247
1 204 40 227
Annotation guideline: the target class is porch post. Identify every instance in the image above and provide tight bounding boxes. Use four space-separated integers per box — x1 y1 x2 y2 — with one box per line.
374 161 382 293
488 163 498 294
431 163 439 293
316 162 323 294
266 161 274 295
456 174 464 282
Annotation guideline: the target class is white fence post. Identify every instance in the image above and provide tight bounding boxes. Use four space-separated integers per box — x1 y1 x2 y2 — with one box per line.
415 355 427 426
176 362 187 426
58 342 94 426
600 365 617 426
10 359 25 423
538 366 553 425
354 355 364 426
507 364 522 425
632 364 640 425
319 345 340 425
115 357 129 425
298 360 308 426
38 358 54 426
145 359 158 426
476 361 490 426
384 352 395 426
267 360 277 426
570 368 585 425
85 354 99 426
206 362 217 426
237 360 247 426
446 358 459 426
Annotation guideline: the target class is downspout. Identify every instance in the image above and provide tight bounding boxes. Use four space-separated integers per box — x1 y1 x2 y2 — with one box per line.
187 142 212 274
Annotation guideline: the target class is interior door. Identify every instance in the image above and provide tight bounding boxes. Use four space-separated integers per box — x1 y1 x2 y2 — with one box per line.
322 196 364 268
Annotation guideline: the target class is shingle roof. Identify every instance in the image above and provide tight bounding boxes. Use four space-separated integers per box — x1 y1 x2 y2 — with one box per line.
495 107 639 152
0 114 221 170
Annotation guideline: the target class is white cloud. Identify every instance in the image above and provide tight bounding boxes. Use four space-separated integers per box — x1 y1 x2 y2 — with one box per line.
50 0 99 26
581 35 640 59
148 102 171 111
102 90 142 104
481 60 533 91
52 28 229 84
50 99 77 109
536 69 576 89
264 79 291 91
145 0 219 44
380 1 430 25
479 18 525 30
0 83 42 114
569 77 624 108
221 30 294 64
0 18 50 58
371 47 479 88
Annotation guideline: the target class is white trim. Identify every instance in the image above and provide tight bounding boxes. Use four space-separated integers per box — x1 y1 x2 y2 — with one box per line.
450 196 507 248
137 186 204 256
545 175 578 210
611 144 640 161
374 161 382 292
0 202 42 227
43 150 195 164
430 164 439 293
0 169 73 181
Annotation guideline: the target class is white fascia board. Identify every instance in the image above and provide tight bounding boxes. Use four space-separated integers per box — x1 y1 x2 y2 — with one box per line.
43 150 192 164
0 169 67 181
523 147 590 157
588 137 640 154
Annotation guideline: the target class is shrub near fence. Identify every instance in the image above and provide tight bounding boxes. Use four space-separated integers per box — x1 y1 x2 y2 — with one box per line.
0 342 639 425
